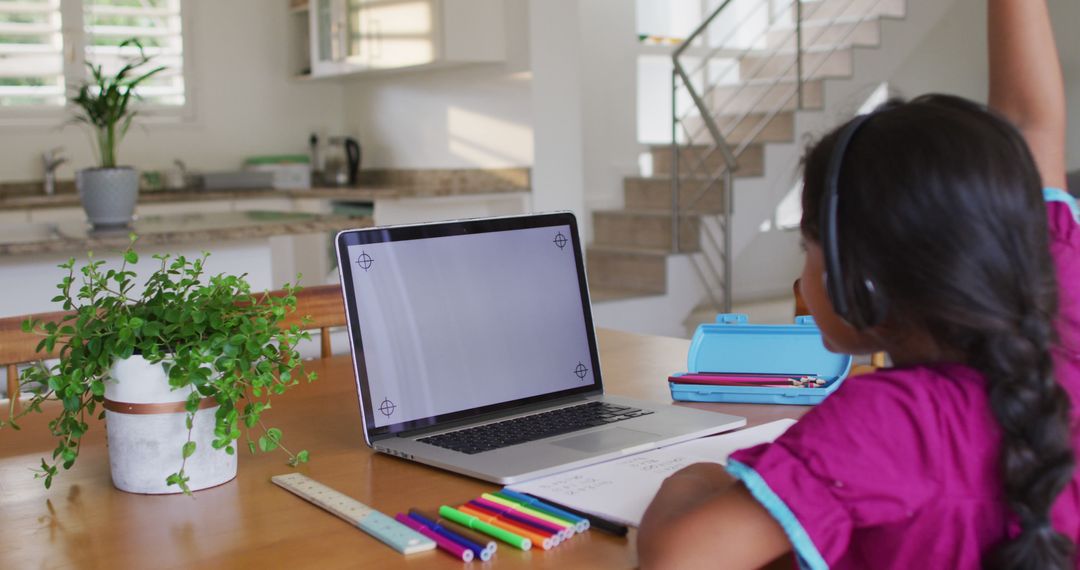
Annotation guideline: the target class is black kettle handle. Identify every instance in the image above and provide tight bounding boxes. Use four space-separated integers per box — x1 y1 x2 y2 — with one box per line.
344 138 361 186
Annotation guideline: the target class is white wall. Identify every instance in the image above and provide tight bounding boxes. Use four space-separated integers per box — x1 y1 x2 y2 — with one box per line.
528 0 585 222
340 0 640 242
580 1 641 215
0 0 345 183
341 0 533 170
890 0 1080 170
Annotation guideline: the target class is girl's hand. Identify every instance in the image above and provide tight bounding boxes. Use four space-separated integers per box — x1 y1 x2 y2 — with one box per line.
638 463 791 569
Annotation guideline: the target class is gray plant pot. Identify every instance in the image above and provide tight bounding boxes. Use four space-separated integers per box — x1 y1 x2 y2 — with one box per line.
77 167 139 228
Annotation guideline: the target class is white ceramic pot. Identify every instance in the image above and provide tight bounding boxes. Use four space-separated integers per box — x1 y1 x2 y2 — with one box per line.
104 355 237 494
76 167 138 228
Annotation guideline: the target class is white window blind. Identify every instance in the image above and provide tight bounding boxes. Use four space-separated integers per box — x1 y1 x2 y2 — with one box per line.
0 0 186 113
0 0 65 107
84 0 185 106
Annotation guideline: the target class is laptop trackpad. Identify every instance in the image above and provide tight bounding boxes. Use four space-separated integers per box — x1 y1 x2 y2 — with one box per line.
550 427 660 453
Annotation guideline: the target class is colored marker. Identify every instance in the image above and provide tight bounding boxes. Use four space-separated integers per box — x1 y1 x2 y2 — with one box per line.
471 496 571 540
668 374 825 387
497 489 590 533
466 500 565 544
510 493 629 537
410 508 497 554
482 493 577 532
439 505 532 551
458 504 557 550
407 512 492 562
395 514 474 562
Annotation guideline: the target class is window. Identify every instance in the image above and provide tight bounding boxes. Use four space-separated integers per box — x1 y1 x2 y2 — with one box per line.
0 0 187 117
0 0 65 107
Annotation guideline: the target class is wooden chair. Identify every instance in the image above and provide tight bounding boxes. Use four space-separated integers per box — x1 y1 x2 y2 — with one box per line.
272 284 348 359
0 284 347 406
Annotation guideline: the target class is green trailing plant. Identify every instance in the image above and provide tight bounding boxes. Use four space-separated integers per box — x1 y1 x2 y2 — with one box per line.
72 38 165 169
2 235 317 494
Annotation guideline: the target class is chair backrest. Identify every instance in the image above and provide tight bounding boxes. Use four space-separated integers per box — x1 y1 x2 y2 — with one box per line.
275 284 347 358
0 284 346 405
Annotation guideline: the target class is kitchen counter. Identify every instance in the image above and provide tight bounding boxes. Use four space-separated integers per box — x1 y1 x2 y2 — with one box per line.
0 210 373 256
0 187 394 211
0 167 531 211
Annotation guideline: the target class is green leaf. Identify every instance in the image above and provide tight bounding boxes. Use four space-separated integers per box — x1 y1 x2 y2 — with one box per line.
266 427 282 442
296 450 309 464
247 441 256 455
124 250 139 264
258 435 277 452
182 441 196 459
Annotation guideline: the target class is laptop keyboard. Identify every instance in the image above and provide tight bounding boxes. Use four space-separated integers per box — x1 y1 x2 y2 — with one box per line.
417 402 654 455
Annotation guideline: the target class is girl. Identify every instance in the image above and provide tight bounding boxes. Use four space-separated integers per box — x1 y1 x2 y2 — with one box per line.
637 0 1080 568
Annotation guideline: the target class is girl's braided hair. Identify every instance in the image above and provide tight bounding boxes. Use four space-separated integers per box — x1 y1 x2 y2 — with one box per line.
800 94 1074 569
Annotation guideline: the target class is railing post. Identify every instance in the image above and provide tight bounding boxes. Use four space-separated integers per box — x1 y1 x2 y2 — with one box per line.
671 67 680 254
795 0 804 109
723 167 734 313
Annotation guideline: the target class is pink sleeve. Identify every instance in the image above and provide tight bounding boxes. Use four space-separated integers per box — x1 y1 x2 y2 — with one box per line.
727 372 943 568
1049 202 1080 354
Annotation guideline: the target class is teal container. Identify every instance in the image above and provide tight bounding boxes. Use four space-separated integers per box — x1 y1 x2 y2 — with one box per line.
669 314 853 405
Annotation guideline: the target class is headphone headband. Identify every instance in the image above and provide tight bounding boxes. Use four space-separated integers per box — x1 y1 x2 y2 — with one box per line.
820 112 880 328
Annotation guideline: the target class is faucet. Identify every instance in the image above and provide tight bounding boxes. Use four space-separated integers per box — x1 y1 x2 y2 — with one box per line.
42 147 66 196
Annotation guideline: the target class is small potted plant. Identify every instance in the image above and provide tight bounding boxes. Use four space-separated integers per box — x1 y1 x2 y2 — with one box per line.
2 236 317 494
72 38 164 228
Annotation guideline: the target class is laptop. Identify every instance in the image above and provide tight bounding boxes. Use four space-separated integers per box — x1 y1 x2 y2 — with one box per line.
334 212 745 484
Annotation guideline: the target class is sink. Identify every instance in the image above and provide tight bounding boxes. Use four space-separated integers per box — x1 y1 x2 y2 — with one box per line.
0 222 60 244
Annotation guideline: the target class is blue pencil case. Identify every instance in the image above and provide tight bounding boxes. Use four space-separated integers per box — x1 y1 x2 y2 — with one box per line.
669 313 852 405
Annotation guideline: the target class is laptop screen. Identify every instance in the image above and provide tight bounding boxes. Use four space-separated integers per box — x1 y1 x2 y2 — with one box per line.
336 213 603 437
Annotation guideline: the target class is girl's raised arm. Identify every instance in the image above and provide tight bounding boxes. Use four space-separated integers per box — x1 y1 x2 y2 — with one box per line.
988 0 1066 188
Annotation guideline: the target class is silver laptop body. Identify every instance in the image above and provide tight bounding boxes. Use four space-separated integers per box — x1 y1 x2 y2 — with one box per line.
335 212 745 484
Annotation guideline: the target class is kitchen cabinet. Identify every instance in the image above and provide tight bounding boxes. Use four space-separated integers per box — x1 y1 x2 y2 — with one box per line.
299 0 504 78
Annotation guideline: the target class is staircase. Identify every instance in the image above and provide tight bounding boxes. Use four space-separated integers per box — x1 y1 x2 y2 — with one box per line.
587 0 923 335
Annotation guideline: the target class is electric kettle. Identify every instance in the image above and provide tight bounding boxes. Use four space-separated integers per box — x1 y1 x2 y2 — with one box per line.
322 136 361 186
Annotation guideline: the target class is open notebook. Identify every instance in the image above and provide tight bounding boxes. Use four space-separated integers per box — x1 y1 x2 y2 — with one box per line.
506 419 797 527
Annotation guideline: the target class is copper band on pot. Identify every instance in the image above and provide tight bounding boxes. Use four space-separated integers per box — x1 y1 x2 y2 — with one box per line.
102 397 218 415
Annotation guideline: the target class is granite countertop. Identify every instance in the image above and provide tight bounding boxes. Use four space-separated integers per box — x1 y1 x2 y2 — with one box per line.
0 210 373 256
0 186 396 210
0 168 532 211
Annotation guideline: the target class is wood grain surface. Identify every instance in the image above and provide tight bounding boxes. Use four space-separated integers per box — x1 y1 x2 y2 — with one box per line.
0 328 807 569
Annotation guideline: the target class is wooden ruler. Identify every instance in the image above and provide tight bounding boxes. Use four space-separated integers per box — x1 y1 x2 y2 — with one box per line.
271 473 436 555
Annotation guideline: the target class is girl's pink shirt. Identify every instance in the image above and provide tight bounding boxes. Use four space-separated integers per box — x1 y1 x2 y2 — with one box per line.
729 201 1080 569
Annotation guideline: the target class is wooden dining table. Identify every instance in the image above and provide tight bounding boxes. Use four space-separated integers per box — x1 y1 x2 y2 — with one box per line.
0 328 809 569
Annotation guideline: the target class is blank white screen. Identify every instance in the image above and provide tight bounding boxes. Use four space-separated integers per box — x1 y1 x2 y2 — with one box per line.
347 225 595 428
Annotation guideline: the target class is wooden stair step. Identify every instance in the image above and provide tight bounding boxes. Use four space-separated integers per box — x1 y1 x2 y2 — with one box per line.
650 142 764 178
766 18 881 50
592 209 703 251
710 79 823 114
739 48 853 82
624 175 725 213
589 286 663 303
792 0 905 23
681 111 795 147
585 246 669 294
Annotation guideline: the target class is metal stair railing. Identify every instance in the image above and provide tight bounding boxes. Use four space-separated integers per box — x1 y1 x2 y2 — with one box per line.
671 0 892 313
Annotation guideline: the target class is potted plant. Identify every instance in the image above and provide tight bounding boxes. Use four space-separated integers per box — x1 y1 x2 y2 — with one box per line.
2 236 316 494
72 38 164 228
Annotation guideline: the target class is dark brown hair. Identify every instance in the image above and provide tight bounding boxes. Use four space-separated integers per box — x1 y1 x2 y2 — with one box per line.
801 94 1074 569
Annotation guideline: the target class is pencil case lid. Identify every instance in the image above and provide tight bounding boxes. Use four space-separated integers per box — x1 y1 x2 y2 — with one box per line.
687 313 852 381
